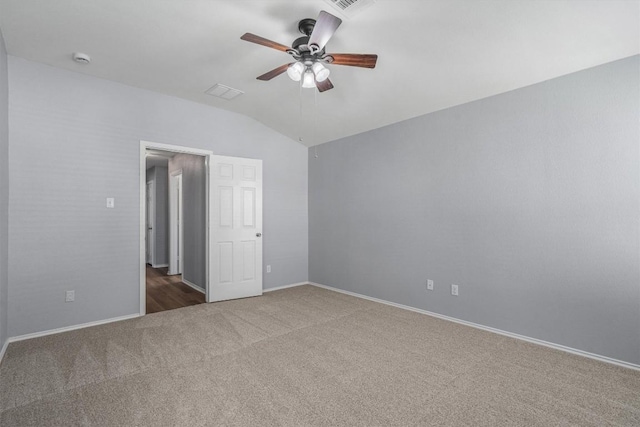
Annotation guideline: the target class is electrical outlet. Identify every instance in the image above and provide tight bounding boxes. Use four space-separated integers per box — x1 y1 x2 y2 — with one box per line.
427 279 434 291
266 265 271 273
65 290 75 302
451 284 459 296
106 198 115 208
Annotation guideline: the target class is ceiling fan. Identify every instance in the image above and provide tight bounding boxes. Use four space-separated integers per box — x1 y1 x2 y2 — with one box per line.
240 10 378 93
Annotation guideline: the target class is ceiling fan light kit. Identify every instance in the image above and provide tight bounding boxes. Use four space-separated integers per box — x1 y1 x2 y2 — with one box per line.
302 70 316 88
311 62 330 82
286 62 304 81
240 10 378 93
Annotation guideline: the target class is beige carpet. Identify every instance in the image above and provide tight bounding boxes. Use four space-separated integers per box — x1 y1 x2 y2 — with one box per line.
1 285 639 426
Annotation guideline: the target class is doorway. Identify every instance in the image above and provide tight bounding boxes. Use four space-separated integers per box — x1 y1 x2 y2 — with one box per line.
141 142 210 314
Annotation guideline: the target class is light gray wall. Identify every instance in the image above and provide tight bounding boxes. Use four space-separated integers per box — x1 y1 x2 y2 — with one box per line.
8 56 308 337
0 30 9 352
154 166 169 266
168 154 206 290
309 56 640 365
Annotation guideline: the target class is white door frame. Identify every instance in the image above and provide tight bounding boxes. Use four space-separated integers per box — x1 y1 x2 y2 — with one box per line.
168 170 183 276
140 140 212 315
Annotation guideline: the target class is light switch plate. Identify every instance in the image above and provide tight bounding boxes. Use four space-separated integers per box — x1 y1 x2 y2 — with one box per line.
106 198 115 208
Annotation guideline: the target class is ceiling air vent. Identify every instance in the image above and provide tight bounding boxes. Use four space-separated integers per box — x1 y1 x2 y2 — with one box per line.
324 0 376 18
205 84 244 100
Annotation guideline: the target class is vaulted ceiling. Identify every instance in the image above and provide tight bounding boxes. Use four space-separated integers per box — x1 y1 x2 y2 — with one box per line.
0 0 637 146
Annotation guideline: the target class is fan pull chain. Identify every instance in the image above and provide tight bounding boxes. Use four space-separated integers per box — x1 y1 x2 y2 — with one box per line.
313 86 319 157
299 78 304 142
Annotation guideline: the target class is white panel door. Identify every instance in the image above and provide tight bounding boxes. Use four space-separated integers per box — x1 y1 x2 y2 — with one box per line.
209 155 263 302
168 172 183 275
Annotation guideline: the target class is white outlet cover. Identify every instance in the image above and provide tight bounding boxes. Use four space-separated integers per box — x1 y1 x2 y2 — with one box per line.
427 279 434 290
266 265 271 273
451 284 459 296
106 198 115 208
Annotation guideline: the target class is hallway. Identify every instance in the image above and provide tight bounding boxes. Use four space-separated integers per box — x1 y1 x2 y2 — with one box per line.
146 265 205 314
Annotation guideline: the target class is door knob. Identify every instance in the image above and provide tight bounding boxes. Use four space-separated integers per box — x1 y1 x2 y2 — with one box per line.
256 233 262 237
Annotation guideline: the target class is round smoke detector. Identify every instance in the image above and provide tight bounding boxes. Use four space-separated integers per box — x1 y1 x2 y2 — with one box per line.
72 52 91 64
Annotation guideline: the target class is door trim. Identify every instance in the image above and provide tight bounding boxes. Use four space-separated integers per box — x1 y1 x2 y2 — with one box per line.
140 140 213 315
168 170 183 276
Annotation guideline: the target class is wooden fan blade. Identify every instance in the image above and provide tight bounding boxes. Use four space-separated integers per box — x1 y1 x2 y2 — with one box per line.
241 33 291 53
308 11 342 53
257 63 293 81
327 53 378 68
316 78 334 93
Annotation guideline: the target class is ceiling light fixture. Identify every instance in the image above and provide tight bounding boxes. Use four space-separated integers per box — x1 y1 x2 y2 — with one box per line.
287 62 305 82
301 69 316 88
286 61 330 87
242 10 377 93
311 62 330 82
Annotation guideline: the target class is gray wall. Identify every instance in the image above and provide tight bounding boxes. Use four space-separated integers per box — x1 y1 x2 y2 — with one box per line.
0 30 8 352
146 165 169 266
154 166 169 266
309 56 640 365
8 56 308 337
168 154 206 290
145 166 155 264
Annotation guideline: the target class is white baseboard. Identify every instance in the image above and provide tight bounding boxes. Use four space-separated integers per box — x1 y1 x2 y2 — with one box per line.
151 263 169 268
264 282 309 293
309 282 640 372
0 338 8 366
7 313 141 344
182 278 205 294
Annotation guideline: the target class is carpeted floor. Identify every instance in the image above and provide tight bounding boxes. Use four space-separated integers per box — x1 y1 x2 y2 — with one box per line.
1 285 639 426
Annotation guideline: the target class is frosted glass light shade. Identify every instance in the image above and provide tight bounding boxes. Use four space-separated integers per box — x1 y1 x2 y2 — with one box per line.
302 70 316 88
312 62 330 82
287 62 304 81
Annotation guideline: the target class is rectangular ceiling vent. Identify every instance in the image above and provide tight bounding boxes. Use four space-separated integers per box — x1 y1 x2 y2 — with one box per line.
205 84 244 100
324 0 376 18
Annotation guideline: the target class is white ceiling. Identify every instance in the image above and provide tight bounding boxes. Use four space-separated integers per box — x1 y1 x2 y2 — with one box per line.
0 0 638 147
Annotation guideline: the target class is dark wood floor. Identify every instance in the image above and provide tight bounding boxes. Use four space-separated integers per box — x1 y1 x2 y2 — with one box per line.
146 265 206 314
